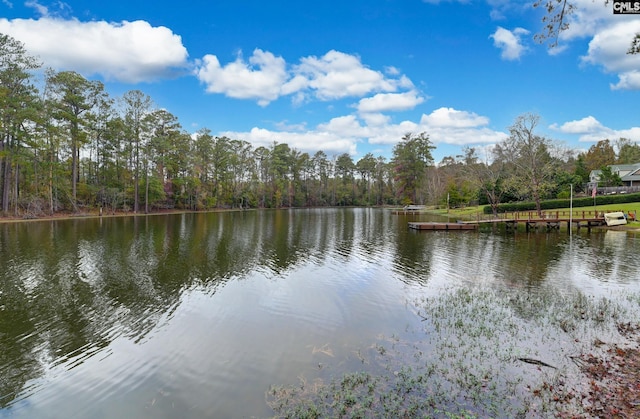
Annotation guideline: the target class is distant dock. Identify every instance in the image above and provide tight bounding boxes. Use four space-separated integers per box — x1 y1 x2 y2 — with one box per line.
408 222 478 231
392 205 426 215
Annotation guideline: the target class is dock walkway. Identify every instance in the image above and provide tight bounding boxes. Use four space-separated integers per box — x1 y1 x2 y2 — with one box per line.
408 222 478 231
460 210 617 231
402 209 633 232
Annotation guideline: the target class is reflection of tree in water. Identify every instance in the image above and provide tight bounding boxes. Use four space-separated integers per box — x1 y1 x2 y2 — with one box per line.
388 227 632 293
262 210 314 273
392 226 436 284
0 210 387 406
352 208 391 259
0 280 41 407
0 215 236 407
494 232 562 288
0 219 165 407
391 223 491 287
584 231 640 283
251 208 391 275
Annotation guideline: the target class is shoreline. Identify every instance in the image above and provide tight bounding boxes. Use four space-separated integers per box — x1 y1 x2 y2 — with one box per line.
0 208 249 224
3 206 640 232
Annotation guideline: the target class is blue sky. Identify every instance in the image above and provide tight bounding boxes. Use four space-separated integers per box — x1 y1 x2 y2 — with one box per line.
1 0 640 162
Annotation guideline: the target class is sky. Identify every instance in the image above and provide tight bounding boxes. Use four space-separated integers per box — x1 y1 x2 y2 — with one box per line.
1 0 640 163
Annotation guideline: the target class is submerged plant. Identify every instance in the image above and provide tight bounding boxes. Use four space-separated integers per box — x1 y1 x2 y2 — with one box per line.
267 288 640 418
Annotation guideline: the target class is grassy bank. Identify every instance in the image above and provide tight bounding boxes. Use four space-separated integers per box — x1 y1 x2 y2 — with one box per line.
424 202 640 229
428 202 640 218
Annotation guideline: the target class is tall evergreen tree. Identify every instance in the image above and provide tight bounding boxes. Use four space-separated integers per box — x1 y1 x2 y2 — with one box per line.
356 153 377 205
122 90 152 213
47 71 104 208
391 132 434 205
0 34 41 215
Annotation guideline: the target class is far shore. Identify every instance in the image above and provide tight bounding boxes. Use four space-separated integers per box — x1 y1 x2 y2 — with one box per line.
0 207 251 224
3 204 640 232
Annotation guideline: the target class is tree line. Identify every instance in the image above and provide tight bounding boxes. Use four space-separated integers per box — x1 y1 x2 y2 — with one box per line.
1 33 638 218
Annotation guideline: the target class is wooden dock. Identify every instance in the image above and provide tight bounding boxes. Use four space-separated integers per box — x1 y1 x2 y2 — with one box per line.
408 222 478 231
406 210 629 232
462 218 605 231
460 212 609 231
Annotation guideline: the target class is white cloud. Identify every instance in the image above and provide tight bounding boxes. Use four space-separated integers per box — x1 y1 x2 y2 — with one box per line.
615 127 640 141
558 0 614 42
385 66 401 76
356 91 425 113
548 1 640 90
366 120 421 145
373 106 507 147
196 49 288 107
421 0 471 4
551 115 640 143
580 21 640 90
490 26 529 60
486 0 530 21
425 127 507 147
420 107 489 128
551 116 607 134
423 0 525 22
196 48 414 106
317 115 366 137
25 0 48 16
295 50 401 100
219 106 507 157
360 112 391 127
610 71 640 90
361 108 507 147
274 120 307 131
220 127 359 156
0 17 189 83
410 107 507 147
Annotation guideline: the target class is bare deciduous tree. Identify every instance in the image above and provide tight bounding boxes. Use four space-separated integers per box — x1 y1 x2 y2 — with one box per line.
534 1 640 53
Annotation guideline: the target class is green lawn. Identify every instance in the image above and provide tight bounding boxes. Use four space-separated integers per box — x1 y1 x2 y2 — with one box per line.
425 202 640 225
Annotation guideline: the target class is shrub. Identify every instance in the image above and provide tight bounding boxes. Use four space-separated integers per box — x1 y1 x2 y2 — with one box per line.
483 193 640 214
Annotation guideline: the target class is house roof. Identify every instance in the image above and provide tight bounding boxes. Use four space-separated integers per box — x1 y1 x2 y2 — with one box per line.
611 163 640 172
589 162 640 182
622 166 640 182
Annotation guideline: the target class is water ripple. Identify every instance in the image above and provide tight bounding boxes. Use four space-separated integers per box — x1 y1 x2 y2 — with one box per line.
2 210 640 418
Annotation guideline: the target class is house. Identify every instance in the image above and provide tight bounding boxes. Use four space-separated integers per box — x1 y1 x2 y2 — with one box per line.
589 163 640 186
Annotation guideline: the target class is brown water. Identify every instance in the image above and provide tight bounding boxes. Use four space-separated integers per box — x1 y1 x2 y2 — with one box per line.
0 208 639 418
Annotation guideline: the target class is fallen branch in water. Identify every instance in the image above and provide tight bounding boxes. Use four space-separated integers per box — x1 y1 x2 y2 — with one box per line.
517 357 557 369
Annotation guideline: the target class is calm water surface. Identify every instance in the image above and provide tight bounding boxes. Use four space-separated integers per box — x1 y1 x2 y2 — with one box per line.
1 208 639 418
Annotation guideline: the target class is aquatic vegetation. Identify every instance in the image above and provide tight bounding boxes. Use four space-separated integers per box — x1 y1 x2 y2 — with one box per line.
267 287 640 418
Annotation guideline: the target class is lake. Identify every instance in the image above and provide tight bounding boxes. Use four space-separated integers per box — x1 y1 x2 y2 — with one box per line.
1 208 639 418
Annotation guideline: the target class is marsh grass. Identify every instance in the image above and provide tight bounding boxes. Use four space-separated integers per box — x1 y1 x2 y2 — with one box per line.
267 286 640 418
